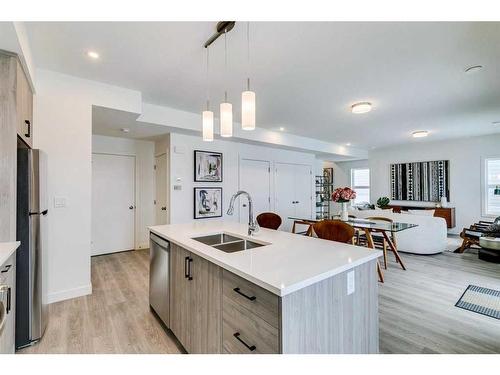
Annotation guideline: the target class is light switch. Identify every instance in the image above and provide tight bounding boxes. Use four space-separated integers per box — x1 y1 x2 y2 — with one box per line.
54 196 67 208
347 270 355 295
173 185 182 191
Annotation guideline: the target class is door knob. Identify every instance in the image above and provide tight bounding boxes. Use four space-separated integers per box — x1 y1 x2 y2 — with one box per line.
129 206 134 210
161 207 167 211
242 204 247 207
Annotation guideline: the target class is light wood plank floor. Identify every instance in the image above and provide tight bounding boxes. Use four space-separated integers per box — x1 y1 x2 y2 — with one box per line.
19 248 500 354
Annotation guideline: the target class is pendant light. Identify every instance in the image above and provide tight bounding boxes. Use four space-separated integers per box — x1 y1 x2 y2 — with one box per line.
202 47 214 141
220 29 233 137
241 22 256 130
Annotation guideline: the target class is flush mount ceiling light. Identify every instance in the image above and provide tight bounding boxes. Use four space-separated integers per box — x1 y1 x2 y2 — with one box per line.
279 127 285 131
351 102 372 114
346 143 351 146
464 65 483 74
120 128 130 133
87 51 99 59
412 130 429 138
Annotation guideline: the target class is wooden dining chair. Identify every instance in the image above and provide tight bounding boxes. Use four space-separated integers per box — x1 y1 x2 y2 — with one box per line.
256 212 282 230
312 220 356 244
365 216 394 269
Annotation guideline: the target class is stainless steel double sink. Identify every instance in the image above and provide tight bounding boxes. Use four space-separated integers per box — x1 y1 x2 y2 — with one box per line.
191 233 269 253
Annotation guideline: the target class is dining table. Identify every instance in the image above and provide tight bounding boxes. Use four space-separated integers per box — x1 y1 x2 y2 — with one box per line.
288 216 418 282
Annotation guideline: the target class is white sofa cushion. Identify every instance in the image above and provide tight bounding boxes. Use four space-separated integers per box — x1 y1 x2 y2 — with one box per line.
407 209 435 216
348 209 447 254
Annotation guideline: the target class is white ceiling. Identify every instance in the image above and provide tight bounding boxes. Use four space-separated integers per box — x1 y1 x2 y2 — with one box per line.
26 22 500 149
92 106 171 140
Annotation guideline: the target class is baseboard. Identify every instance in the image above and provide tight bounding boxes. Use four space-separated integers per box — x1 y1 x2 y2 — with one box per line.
136 243 149 250
47 283 92 304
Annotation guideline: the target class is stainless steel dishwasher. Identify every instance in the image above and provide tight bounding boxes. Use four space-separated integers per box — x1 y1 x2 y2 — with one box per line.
149 233 170 327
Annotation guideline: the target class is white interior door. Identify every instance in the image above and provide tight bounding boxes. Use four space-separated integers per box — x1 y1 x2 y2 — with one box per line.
239 159 271 224
92 153 135 256
293 164 313 219
275 163 297 231
155 153 168 225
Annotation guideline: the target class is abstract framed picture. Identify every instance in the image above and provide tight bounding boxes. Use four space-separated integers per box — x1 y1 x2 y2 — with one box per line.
194 150 223 182
390 160 450 202
194 187 223 219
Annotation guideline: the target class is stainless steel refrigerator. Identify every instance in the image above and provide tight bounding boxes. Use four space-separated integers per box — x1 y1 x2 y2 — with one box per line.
16 148 48 349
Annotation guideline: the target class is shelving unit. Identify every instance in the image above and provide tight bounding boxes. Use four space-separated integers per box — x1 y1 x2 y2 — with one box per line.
315 173 333 220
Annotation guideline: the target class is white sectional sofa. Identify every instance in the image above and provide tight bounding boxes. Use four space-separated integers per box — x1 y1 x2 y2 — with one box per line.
348 209 448 254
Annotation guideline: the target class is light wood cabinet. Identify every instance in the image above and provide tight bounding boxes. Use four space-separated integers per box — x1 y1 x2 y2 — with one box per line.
169 243 191 350
166 240 378 354
16 61 33 148
169 243 222 353
0 254 16 354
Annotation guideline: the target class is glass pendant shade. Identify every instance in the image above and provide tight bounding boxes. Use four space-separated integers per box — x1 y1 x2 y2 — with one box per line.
202 110 214 141
241 90 256 130
220 102 233 137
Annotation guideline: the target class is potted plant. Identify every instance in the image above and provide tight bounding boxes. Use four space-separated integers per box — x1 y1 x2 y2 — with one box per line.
376 196 390 209
332 187 356 221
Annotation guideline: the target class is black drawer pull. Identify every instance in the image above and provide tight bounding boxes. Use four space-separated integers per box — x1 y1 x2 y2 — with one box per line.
7 287 11 314
25 120 31 138
188 258 193 280
184 256 190 279
1 264 11 273
233 332 256 351
233 287 256 301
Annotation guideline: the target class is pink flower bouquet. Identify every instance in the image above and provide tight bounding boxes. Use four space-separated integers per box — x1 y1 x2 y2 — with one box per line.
331 187 357 203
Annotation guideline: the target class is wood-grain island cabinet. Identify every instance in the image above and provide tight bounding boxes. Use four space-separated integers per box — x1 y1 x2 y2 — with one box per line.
167 241 378 354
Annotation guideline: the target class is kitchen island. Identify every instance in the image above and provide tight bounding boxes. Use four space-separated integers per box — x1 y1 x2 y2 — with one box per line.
149 221 381 354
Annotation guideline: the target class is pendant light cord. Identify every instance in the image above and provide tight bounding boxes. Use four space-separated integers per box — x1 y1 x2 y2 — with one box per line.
224 29 228 102
205 46 210 110
247 21 250 91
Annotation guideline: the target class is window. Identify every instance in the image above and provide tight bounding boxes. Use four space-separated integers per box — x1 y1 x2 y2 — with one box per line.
351 168 370 204
484 158 500 217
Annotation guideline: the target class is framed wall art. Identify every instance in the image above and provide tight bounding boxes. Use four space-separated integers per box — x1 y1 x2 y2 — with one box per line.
194 150 223 182
194 187 223 219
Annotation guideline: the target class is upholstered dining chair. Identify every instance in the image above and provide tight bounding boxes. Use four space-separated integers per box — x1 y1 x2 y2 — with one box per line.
365 216 394 269
312 220 356 244
256 212 282 230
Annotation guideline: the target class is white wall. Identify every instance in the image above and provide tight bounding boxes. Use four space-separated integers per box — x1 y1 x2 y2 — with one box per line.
34 69 142 303
92 135 155 249
168 133 316 224
323 159 370 213
369 133 500 234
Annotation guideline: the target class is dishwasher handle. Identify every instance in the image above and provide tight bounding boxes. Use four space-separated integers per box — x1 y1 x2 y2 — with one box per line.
150 233 170 250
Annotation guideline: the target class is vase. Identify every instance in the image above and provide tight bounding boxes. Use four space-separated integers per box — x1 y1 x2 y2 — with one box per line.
440 196 448 208
340 202 349 221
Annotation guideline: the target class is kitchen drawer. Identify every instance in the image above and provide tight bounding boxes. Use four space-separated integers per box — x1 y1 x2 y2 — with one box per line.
222 269 279 328
222 296 279 354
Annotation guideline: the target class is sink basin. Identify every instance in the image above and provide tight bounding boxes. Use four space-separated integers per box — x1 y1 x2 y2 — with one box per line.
192 232 268 253
192 233 241 246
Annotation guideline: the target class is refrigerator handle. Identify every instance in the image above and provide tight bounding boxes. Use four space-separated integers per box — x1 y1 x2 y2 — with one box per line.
29 210 48 216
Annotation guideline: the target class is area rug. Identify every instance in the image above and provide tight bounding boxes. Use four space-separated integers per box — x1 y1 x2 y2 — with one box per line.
455 285 500 320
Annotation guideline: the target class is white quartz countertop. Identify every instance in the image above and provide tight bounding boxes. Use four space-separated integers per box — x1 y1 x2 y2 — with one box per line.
149 221 381 296
0 241 20 267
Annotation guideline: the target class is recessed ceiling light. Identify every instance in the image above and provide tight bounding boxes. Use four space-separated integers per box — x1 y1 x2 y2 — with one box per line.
464 65 483 74
121 128 130 133
87 51 100 59
351 102 372 114
346 143 351 146
279 127 285 131
412 130 428 138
